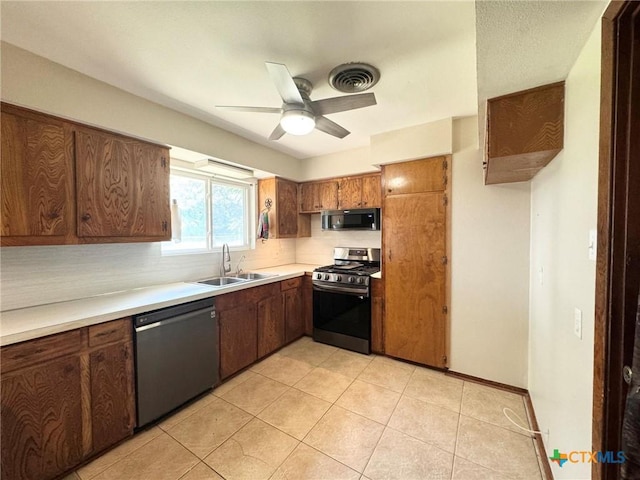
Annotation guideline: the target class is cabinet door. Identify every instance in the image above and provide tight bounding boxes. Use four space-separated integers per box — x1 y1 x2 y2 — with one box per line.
361 174 382 208
257 294 285 358
276 179 298 238
76 128 170 239
317 181 338 210
299 183 316 213
371 278 384 354
90 341 135 454
383 157 447 195
1 355 83 480
1 109 72 243
219 303 258 379
302 275 313 336
133 142 171 238
283 287 304 343
383 192 447 367
338 177 362 209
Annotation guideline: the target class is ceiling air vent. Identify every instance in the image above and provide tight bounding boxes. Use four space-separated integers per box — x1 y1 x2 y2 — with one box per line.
328 63 380 93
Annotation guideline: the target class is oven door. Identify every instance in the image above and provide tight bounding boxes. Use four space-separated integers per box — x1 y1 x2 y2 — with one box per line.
313 284 371 354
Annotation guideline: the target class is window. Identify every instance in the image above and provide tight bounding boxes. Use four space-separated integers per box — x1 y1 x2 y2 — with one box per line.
162 170 253 254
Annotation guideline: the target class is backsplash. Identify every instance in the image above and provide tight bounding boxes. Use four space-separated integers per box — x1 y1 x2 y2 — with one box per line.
1 239 295 311
1 214 381 311
295 214 382 265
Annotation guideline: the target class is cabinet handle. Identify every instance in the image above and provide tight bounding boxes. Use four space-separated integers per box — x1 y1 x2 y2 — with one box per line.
81 213 92 222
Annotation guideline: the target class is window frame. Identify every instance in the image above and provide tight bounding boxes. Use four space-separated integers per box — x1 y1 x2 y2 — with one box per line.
161 168 255 255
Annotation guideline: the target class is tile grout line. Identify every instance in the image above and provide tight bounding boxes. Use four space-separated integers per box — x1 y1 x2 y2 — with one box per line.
265 345 360 478
359 360 415 477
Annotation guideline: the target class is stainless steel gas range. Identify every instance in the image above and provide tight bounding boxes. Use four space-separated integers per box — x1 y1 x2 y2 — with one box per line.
312 247 381 354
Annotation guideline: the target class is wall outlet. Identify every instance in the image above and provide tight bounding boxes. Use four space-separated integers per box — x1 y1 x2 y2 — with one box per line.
574 308 583 339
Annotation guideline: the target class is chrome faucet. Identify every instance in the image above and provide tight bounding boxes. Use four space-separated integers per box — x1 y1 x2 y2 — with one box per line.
235 255 246 276
220 243 231 277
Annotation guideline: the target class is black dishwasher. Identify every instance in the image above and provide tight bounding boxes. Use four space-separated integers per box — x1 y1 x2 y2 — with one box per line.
134 297 218 427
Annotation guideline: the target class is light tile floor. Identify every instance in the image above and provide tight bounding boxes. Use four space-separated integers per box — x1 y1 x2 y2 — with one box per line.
65 337 544 480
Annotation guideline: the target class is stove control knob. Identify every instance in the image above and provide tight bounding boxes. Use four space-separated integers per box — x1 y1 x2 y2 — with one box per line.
348 276 355 283
357 277 364 284
324 274 330 281
336 275 342 282
315 273 322 280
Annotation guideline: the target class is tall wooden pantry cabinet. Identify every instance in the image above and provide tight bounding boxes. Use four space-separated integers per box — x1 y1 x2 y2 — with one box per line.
382 156 450 368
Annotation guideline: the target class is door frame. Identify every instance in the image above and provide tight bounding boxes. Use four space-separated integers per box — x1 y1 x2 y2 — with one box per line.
593 1 638 479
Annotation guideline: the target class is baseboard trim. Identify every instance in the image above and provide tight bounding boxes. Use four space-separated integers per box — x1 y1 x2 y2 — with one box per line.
446 370 553 480
524 393 554 480
445 370 528 395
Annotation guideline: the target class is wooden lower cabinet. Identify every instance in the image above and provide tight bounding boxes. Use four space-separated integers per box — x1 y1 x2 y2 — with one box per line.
219 283 286 379
282 277 304 343
257 293 284 359
219 302 258 380
89 340 135 454
0 318 135 480
302 274 313 336
1 355 83 480
371 278 384 354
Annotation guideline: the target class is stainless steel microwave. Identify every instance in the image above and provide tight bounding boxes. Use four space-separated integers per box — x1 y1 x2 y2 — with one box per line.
321 208 381 231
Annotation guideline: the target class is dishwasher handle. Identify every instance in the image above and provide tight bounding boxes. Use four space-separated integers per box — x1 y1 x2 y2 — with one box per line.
133 297 215 328
134 307 215 333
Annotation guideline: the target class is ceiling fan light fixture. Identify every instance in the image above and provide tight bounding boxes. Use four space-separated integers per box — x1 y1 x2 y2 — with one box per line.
280 109 316 136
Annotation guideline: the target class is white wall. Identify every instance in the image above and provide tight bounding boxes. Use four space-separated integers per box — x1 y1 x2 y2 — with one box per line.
449 117 531 388
371 118 453 165
528 23 601 480
299 147 377 182
0 42 300 179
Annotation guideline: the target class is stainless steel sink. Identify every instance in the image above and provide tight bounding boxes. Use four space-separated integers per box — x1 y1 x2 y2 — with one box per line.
236 272 278 280
198 277 247 287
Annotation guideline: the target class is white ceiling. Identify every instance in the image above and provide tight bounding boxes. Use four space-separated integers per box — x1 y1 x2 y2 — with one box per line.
1 1 606 161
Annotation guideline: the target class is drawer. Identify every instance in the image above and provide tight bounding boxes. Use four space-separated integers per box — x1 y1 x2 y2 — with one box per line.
1 329 83 373
280 277 302 291
89 318 132 347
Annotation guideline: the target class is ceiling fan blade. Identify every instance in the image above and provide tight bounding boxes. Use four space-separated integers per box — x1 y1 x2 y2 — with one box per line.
265 62 304 105
216 106 282 114
310 92 377 116
315 116 350 139
268 123 286 141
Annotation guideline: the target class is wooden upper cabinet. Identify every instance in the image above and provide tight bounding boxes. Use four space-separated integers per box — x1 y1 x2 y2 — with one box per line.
485 82 564 185
338 177 362 209
1 103 172 246
1 105 74 246
361 174 382 208
383 157 447 196
258 177 310 238
276 179 298 237
338 173 382 209
75 127 171 240
299 180 338 213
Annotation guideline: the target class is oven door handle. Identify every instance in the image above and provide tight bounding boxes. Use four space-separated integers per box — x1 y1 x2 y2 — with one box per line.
313 283 369 298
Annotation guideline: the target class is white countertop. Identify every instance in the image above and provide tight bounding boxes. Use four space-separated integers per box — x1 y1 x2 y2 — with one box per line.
0 263 319 346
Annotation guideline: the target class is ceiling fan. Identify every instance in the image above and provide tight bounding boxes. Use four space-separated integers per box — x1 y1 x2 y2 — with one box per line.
216 62 377 140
